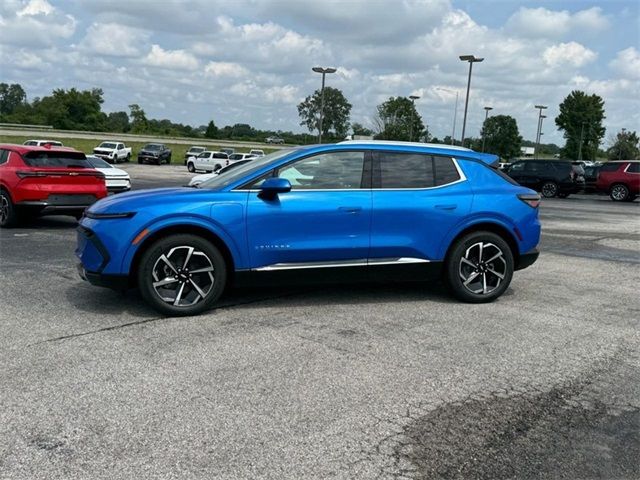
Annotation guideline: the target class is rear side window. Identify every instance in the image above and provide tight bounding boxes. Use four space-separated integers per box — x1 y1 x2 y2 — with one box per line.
626 163 639 173
434 157 461 186
213 153 228 159
379 153 434 188
21 151 89 168
600 163 621 172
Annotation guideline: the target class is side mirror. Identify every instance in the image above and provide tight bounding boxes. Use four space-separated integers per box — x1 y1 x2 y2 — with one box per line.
259 177 291 199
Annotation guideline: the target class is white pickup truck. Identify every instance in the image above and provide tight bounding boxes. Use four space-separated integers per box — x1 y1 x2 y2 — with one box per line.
93 141 132 164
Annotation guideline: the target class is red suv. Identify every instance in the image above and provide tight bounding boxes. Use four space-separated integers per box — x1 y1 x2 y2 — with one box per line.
0 144 107 227
596 161 640 202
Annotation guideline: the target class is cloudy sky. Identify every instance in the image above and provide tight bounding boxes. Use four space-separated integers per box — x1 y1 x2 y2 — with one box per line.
1 0 638 144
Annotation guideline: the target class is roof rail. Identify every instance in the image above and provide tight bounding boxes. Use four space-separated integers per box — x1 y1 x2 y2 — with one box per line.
338 139 472 151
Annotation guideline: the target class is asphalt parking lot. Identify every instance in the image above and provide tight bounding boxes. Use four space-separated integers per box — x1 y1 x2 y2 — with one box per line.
1 164 638 479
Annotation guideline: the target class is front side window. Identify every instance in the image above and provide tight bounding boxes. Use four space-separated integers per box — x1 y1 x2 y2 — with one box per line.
277 151 365 189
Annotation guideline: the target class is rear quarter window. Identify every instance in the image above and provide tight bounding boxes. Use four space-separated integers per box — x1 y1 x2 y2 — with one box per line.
626 163 639 173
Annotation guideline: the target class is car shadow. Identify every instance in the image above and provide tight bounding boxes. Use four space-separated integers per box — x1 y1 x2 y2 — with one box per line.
15 215 79 230
65 280 461 320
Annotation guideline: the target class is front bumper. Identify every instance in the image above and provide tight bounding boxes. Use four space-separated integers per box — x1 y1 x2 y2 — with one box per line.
77 263 129 290
138 155 159 163
106 178 131 193
515 248 539 271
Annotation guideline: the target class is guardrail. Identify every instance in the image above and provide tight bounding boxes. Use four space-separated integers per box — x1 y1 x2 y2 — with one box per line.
0 123 53 130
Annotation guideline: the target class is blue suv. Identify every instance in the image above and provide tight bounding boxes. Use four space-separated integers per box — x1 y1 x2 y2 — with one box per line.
76 141 541 316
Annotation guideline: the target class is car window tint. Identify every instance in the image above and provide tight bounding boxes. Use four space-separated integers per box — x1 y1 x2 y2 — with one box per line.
379 152 434 188
213 153 228 159
599 163 620 172
278 151 365 189
626 162 639 173
434 156 460 186
0 149 8 164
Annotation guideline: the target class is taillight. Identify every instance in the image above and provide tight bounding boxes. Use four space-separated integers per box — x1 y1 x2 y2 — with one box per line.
16 170 47 178
518 193 541 208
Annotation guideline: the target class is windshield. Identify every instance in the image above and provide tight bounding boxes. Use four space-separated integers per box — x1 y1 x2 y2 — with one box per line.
189 147 205 153
144 144 162 151
99 142 117 149
199 148 297 189
87 156 113 169
23 151 90 168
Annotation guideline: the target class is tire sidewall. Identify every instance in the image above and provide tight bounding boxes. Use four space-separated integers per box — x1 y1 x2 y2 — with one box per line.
137 234 227 316
446 231 514 303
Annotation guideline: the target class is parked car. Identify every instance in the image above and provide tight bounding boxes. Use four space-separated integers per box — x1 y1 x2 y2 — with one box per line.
76 141 541 316
93 141 131 164
23 140 63 147
187 159 253 187
186 151 229 173
596 161 639 201
138 143 172 165
0 144 107 227
583 164 601 193
228 153 257 164
184 146 206 165
265 136 284 144
506 159 585 198
249 149 265 157
86 156 131 193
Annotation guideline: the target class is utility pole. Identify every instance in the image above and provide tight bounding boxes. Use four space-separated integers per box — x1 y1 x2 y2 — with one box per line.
481 106 493 152
534 105 547 159
312 67 337 143
459 55 484 147
409 95 420 141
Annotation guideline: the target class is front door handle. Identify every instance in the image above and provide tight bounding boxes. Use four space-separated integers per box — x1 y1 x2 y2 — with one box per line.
338 206 363 213
435 204 457 210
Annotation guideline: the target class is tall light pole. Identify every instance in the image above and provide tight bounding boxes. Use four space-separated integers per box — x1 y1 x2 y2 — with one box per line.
409 95 420 141
435 87 459 145
481 106 493 152
312 66 337 143
459 55 484 147
534 105 547 159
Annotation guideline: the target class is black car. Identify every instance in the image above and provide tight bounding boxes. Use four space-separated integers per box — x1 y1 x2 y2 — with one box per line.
507 160 585 198
138 143 172 165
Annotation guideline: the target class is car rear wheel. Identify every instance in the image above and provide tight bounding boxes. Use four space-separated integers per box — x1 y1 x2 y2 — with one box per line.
137 234 227 316
445 231 514 303
0 190 17 228
187 163 195 173
610 184 629 202
541 181 558 198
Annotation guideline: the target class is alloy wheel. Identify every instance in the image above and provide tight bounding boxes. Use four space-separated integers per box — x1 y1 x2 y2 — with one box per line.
611 185 628 201
459 242 507 295
541 182 557 198
151 246 215 307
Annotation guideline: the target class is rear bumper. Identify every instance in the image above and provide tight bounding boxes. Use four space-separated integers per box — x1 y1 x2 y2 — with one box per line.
17 194 99 214
515 248 539 271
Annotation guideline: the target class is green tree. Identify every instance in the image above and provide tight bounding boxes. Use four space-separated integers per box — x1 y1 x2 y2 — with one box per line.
29 88 106 130
607 130 640 160
351 122 373 136
205 120 218 139
105 111 130 132
481 115 522 159
373 96 426 142
0 83 27 116
128 104 148 133
555 90 606 160
297 86 352 139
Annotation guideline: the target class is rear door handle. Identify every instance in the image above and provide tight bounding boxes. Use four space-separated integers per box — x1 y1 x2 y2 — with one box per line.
339 206 363 213
435 204 457 210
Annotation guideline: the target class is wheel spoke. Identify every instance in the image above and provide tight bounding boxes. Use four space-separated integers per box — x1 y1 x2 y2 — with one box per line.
461 257 477 269
173 283 186 306
183 247 194 269
188 279 208 298
485 251 503 264
189 266 214 274
478 242 484 262
482 273 488 294
159 254 178 274
487 268 505 280
463 271 480 286
153 277 178 288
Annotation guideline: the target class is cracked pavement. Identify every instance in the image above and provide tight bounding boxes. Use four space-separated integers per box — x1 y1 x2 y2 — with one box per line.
0 171 638 480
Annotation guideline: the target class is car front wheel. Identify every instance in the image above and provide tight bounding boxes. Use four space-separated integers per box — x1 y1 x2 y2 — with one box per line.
445 231 514 303
610 184 629 202
0 190 17 228
541 181 558 198
137 234 227 316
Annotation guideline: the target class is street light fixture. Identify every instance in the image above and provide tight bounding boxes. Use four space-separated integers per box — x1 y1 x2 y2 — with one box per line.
534 105 547 159
435 87 459 145
409 95 420 142
459 55 484 147
481 106 493 152
312 66 337 143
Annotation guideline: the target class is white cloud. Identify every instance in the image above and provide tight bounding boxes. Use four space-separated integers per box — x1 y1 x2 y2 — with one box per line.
506 6 609 38
543 42 597 67
80 23 148 57
17 0 53 16
143 45 198 70
0 0 76 47
204 62 249 78
609 47 640 80
264 85 299 104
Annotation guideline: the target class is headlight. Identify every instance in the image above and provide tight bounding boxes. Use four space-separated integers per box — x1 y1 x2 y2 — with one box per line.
85 211 136 219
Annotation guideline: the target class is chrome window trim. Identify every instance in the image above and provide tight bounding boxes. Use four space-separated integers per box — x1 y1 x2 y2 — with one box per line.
252 257 430 272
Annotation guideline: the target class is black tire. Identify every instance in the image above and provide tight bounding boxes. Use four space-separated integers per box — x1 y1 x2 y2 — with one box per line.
445 231 514 303
214 164 222 172
187 163 195 173
540 181 558 198
137 234 227 316
126 154 131 163
138 158 143 164
0 189 17 228
610 184 629 202
167 154 172 164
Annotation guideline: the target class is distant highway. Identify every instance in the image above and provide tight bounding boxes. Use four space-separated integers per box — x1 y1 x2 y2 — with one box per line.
0 127 290 150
